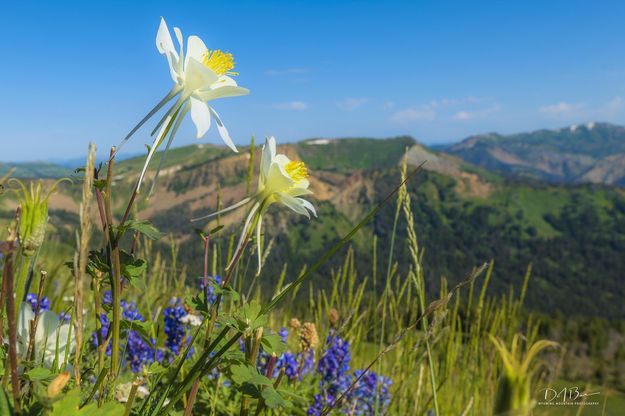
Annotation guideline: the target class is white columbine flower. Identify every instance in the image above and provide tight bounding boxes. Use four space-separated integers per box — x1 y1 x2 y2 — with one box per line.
120 17 250 190
17 303 75 370
193 136 316 273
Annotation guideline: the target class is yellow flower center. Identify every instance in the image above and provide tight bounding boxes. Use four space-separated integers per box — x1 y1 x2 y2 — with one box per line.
285 161 309 183
201 50 238 76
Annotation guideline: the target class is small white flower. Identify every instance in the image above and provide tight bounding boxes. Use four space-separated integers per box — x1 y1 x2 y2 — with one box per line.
180 314 203 327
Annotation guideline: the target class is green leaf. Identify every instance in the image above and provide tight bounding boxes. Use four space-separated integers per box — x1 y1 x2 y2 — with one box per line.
0 387 14 416
120 319 153 344
119 250 147 290
52 389 123 415
237 301 266 330
261 332 286 356
124 219 165 240
25 367 52 381
262 387 288 409
230 364 272 387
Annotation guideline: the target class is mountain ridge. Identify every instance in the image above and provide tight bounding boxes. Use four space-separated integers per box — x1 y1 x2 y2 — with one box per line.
445 121 625 185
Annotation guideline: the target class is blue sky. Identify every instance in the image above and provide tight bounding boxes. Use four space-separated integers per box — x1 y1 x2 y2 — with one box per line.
2 0 625 161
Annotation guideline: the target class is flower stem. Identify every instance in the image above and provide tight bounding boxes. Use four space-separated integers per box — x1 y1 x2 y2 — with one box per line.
104 149 122 381
2 209 20 413
205 210 261 339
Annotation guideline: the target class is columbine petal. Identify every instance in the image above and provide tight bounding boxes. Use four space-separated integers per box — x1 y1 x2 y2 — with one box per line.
287 186 313 197
18 303 34 344
37 310 60 345
260 137 276 184
185 35 209 71
265 162 294 194
184 57 219 93
209 107 238 152
273 154 291 169
156 18 180 83
190 97 212 138
196 85 250 102
300 198 317 217
277 193 311 218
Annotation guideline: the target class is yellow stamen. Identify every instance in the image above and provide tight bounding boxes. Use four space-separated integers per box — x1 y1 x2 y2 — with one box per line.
285 161 309 182
201 49 238 76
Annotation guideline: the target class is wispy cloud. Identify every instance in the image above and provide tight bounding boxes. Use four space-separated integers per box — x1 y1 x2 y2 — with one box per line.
538 101 583 115
272 101 309 111
390 108 436 123
604 96 623 115
336 97 369 111
538 98 623 120
453 104 501 121
381 101 395 110
422 96 492 110
264 68 310 76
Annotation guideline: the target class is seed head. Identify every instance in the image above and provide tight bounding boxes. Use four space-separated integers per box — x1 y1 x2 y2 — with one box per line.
299 322 319 350
289 318 301 330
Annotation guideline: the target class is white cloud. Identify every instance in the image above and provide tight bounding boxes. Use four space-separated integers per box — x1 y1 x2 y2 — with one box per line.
390 108 436 123
538 97 623 120
272 101 308 111
423 96 491 110
381 101 395 110
336 97 369 111
453 104 501 121
453 111 472 120
264 68 310 76
604 96 623 115
538 101 583 115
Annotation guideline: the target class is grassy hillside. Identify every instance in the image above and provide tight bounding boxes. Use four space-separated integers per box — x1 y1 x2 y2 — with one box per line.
0 161 73 178
3 137 625 319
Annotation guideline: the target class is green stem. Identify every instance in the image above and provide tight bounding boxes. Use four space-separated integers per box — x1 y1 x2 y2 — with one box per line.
14 254 31 317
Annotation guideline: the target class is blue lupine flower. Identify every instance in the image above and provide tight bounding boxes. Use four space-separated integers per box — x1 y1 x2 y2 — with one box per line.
25 293 50 312
103 290 113 305
351 370 392 415
256 327 315 382
199 276 221 305
126 330 163 373
163 299 191 356
91 292 162 373
308 331 352 414
275 352 299 379
91 313 112 356
307 394 326 416
301 348 315 376
278 327 289 343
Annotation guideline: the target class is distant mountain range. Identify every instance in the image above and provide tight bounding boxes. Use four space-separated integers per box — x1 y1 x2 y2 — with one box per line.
445 122 625 185
6 122 625 186
2 135 625 319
